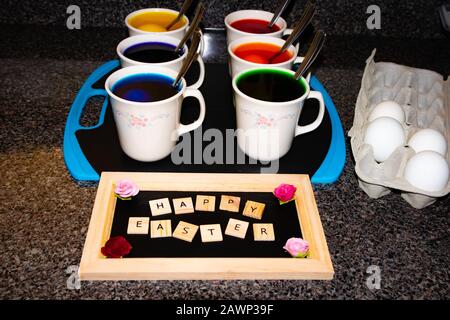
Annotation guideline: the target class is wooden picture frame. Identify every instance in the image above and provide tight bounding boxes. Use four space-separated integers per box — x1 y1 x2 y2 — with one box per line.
79 172 333 280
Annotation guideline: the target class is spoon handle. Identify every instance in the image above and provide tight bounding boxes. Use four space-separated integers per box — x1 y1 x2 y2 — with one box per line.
173 30 202 87
268 1 315 63
279 1 315 52
294 30 326 80
175 3 205 52
268 0 292 28
166 0 194 30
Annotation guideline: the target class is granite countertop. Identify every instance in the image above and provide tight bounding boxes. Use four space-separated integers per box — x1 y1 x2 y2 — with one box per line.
0 25 449 299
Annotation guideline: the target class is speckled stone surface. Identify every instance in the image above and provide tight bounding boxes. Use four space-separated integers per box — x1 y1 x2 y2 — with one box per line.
1 0 449 39
0 27 449 299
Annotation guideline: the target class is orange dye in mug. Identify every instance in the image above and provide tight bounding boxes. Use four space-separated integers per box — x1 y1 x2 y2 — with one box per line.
233 42 293 64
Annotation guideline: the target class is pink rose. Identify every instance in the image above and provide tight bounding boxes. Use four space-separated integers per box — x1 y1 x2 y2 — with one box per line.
274 183 297 204
283 237 309 258
114 179 139 199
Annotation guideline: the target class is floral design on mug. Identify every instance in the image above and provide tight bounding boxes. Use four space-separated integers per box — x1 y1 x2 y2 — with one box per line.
256 115 275 127
240 108 296 128
114 111 169 128
130 114 148 127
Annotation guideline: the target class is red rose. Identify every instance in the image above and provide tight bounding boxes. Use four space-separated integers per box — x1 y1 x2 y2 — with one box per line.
101 236 132 258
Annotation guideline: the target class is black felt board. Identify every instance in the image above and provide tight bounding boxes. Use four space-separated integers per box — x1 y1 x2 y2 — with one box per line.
76 63 332 175
110 191 303 258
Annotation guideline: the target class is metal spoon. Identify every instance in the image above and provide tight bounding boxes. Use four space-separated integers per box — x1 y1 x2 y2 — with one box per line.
268 1 315 63
268 0 292 28
166 0 194 30
173 30 202 87
175 3 205 52
294 30 326 80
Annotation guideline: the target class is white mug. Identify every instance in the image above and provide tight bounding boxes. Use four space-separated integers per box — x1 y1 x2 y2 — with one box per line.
224 10 292 45
125 8 189 39
105 66 206 162
117 34 205 89
125 8 205 54
228 35 302 78
232 67 325 161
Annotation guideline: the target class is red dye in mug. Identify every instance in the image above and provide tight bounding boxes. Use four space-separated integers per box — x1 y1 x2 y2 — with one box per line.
233 42 293 64
230 19 281 34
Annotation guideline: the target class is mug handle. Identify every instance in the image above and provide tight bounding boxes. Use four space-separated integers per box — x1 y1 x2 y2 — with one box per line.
292 56 311 82
283 28 293 37
198 30 205 56
295 91 325 136
177 89 206 136
186 55 205 90
283 28 300 51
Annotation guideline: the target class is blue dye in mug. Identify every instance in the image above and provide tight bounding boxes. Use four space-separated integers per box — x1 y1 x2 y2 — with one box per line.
123 42 184 63
112 73 181 103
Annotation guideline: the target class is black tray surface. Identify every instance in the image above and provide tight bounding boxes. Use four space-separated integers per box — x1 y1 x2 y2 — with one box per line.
111 190 303 258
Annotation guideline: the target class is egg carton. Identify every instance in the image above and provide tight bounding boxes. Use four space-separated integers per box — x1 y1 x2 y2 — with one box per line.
348 49 450 209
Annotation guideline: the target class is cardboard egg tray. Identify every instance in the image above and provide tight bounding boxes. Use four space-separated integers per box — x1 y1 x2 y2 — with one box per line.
349 49 450 209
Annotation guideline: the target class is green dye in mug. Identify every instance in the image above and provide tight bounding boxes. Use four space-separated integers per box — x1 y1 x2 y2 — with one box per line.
236 69 306 102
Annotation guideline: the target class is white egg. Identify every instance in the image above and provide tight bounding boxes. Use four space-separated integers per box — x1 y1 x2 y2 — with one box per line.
364 117 406 162
404 151 449 192
368 100 405 124
408 128 447 156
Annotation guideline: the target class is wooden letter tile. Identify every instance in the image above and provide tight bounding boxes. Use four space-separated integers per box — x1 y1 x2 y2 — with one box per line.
253 223 275 241
150 219 172 238
172 221 199 242
225 218 249 239
195 195 216 212
173 197 195 215
200 224 223 242
219 195 241 212
127 217 149 234
149 198 172 216
242 200 265 220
